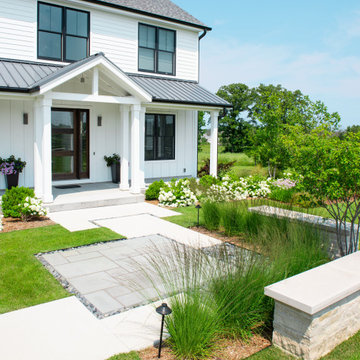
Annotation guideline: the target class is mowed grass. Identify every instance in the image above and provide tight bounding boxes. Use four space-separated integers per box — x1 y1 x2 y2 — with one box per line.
248 329 360 359
198 143 267 177
0 225 122 314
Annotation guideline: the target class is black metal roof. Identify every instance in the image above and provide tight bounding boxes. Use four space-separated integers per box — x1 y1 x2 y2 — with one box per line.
0 55 230 107
128 74 230 107
82 0 211 30
0 58 62 92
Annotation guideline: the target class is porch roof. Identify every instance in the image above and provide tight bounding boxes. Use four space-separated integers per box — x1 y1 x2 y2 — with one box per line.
0 54 230 108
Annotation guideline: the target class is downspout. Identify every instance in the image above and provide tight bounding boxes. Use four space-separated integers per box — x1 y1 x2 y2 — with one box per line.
198 29 207 83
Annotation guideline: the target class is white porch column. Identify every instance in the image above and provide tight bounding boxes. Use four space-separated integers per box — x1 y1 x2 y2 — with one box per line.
130 104 141 194
139 106 146 189
34 97 53 203
119 105 130 190
210 110 219 178
34 100 43 199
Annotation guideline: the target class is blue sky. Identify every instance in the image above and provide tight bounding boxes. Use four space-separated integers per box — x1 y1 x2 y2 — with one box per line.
175 0 360 127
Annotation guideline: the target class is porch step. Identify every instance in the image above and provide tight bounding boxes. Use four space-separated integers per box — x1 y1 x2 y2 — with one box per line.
47 193 145 213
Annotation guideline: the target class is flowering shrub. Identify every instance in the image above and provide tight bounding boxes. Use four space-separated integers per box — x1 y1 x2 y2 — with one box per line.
272 178 296 189
158 179 197 207
0 162 16 175
0 155 26 174
156 174 303 208
19 196 47 222
205 175 271 202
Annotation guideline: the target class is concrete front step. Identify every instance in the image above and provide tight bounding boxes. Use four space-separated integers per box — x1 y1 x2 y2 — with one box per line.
48 193 145 213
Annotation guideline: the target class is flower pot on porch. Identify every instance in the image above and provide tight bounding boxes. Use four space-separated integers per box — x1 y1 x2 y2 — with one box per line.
111 162 121 184
5 173 19 189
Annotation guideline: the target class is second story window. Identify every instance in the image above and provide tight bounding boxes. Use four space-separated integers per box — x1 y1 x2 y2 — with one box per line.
138 24 176 75
38 2 89 62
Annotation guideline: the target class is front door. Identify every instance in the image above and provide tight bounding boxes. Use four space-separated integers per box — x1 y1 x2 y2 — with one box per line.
51 109 89 180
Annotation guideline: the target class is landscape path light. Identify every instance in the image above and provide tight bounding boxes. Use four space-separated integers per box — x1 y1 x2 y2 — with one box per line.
196 204 202 227
156 302 172 358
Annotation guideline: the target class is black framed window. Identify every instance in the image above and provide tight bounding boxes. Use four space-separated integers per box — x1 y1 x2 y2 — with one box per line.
145 114 175 160
38 2 89 62
139 24 175 75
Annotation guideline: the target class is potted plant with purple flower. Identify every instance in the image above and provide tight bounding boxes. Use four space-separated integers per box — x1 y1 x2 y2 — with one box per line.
0 155 27 189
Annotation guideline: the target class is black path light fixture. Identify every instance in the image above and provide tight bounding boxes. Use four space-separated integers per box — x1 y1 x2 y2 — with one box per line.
196 204 202 227
156 302 172 358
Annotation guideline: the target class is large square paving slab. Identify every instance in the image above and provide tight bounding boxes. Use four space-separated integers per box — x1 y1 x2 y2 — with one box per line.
38 234 178 318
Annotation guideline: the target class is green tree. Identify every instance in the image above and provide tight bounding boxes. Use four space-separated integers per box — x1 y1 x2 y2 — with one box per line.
198 111 207 151
286 127 360 256
216 83 256 153
249 84 339 177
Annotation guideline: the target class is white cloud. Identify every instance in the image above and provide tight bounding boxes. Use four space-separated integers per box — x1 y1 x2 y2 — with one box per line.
199 37 360 126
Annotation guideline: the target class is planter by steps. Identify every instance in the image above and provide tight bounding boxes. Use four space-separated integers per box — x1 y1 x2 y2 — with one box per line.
111 162 121 184
5 173 19 189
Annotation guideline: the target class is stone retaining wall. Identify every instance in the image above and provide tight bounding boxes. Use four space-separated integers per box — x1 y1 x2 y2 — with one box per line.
265 252 360 360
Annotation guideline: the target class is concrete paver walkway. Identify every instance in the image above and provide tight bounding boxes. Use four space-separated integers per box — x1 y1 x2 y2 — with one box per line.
0 202 222 360
40 235 177 317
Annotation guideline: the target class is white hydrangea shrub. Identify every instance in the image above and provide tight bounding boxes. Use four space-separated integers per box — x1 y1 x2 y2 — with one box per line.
19 196 48 221
158 179 197 207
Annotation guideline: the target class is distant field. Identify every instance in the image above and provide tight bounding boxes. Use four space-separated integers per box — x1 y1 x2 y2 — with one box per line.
198 143 267 177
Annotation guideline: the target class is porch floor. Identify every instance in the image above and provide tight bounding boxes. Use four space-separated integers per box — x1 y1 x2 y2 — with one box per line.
49 182 144 212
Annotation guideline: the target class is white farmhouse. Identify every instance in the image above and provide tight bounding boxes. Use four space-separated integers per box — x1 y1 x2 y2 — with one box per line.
0 0 230 202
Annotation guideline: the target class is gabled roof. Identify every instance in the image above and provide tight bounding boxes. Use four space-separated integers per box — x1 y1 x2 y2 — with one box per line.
0 54 230 108
82 0 211 30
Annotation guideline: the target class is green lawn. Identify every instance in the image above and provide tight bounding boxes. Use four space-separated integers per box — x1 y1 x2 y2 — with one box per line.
248 329 360 359
108 329 360 360
0 225 122 314
198 144 267 177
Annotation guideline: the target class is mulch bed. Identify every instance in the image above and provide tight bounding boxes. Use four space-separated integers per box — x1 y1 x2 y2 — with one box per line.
1 217 56 233
139 335 271 360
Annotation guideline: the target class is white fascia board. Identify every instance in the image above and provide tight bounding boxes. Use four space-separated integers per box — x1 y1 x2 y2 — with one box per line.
145 102 223 112
38 57 152 103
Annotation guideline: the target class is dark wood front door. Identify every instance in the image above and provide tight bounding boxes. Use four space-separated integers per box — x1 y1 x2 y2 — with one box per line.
52 109 89 180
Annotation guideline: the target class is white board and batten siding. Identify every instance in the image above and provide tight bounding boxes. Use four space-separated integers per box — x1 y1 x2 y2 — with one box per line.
0 0 200 81
144 109 198 180
0 99 35 189
0 100 198 189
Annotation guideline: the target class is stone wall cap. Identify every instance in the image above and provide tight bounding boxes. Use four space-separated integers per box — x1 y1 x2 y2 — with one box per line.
265 251 360 315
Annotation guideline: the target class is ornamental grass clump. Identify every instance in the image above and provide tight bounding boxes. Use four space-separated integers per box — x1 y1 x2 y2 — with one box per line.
202 201 221 231
145 242 222 359
142 211 329 359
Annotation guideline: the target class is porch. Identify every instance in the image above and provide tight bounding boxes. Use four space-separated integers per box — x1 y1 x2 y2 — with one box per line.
0 54 230 200
49 182 144 212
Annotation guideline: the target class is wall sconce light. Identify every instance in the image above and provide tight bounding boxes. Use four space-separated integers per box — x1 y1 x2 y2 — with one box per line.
23 113 29 125
97 116 102 126
80 76 85 83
